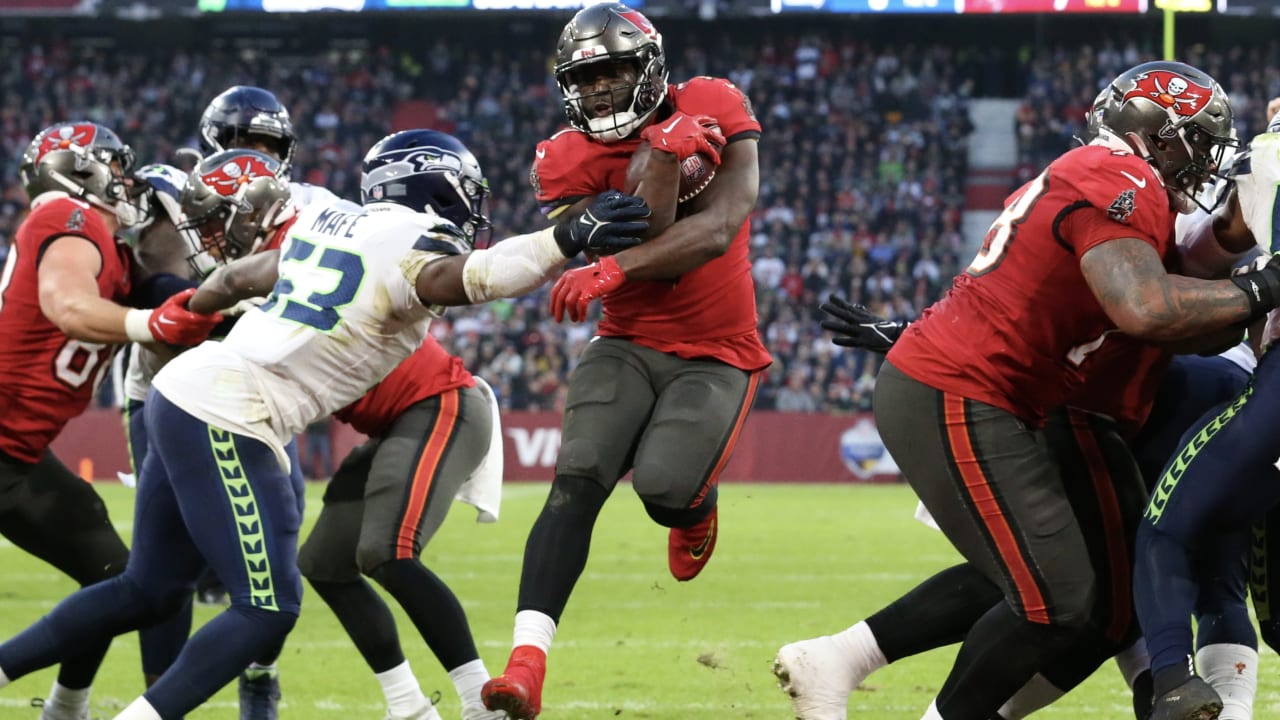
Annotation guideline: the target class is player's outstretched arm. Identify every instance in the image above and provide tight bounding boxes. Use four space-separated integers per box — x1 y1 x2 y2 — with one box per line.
1080 235 1271 341
1179 187 1258 279
415 191 650 308
188 250 282 315
611 138 759 282
38 235 223 345
819 295 906 354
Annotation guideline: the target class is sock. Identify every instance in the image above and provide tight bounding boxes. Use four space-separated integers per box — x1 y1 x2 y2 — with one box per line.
512 610 557 655
1114 638 1150 690
0 665 9 687
997 674 1064 719
830 621 888 680
1197 643 1257 720
516 476 609 621
374 660 430 718
1133 524 1200 677
448 658 491 711
44 681 91 715
921 699 944 720
866 564 1002 663
369 559 481 671
114 696 163 720
308 578 405 673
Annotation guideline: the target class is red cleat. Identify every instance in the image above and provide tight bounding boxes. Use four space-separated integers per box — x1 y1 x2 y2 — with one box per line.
481 646 546 720
668 506 718 581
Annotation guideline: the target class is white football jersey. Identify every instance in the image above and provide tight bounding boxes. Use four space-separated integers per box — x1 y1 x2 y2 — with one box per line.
1233 131 1280 254
153 200 462 468
289 181 342 210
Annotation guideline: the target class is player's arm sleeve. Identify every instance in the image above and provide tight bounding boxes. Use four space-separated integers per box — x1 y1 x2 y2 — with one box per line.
531 139 595 219
686 77 762 144
403 226 568 307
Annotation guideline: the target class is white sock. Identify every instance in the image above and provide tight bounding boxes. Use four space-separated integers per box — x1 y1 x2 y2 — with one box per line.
112 696 162 720
41 681 91 720
375 660 430 718
830 621 888 677
246 661 277 675
512 609 557 654
1197 643 1258 720
449 658 491 709
1114 637 1151 689
0 665 10 688
998 673 1065 719
921 699 945 720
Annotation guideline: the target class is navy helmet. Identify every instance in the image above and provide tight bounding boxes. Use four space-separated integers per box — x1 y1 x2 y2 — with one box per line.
199 86 296 179
361 129 492 248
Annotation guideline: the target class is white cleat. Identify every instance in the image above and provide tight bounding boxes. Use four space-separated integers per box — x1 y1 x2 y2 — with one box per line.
462 706 509 720
773 636 864 720
384 704 442 720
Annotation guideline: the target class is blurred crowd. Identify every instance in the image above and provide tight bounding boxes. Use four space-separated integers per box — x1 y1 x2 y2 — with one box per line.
0 23 994 413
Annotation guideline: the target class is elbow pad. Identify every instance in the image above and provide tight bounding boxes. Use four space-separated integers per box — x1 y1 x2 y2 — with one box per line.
462 227 568 303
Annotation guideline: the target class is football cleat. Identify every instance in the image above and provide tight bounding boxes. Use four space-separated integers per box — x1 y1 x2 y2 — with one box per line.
481 646 545 720
1149 676 1222 720
668 506 718 581
773 635 865 720
32 697 90 720
239 667 281 720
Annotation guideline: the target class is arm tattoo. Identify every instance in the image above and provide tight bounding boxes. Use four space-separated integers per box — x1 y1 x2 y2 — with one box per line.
1081 237 1251 341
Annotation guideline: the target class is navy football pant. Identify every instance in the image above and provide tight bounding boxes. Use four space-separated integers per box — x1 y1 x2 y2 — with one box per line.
1135 348 1280 677
0 392 301 719
1130 354 1256 651
127 398 304 678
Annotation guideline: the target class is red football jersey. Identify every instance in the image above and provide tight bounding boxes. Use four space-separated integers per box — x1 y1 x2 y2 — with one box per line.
0 196 132 462
530 76 771 372
333 335 475 437
887 144 1178 426
1067 334 1171 437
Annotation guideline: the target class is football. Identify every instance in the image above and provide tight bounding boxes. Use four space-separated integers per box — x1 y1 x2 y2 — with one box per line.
624 139 718 204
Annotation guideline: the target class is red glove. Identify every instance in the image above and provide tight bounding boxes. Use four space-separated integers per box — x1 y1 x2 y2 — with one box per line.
148 288 224 346
550 256 627 323
640 113 725 166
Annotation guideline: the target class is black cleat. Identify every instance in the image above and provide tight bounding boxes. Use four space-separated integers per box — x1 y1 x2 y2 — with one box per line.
1149 676 1221 720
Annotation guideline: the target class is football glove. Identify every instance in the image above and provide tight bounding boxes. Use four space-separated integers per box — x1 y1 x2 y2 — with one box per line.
550 256 627 323
640 113 725 166
1231 252 1280 319
148 288 225 346
819 294 906 354
553 191 651 258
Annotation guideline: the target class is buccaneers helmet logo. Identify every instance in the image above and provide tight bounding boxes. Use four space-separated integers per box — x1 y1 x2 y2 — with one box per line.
1121 70 1211 118
37 123 98 162
614 7 657 39
200 156 275 196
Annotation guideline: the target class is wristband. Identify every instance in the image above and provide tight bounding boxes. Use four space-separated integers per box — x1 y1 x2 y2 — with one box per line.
124 308 155 343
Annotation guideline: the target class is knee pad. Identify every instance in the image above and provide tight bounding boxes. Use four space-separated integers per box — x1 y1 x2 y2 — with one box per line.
357 543 401 581
642 485 717 529
555 438 606 483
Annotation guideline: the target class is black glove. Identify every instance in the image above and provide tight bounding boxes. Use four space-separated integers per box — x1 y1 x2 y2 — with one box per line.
553 190 652 258
819 294 906 354
1231 253 1280 319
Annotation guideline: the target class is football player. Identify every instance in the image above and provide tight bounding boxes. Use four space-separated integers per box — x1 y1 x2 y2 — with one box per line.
863 60 1274 720
482 4 765 719
0 128 648 720
0 122 222 720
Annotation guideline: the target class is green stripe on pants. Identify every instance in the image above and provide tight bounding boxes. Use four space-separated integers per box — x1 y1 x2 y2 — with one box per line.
209 426 277 611
1146 386 1253 524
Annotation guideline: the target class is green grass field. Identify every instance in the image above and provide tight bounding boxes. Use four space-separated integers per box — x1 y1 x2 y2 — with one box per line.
2 482 1278 719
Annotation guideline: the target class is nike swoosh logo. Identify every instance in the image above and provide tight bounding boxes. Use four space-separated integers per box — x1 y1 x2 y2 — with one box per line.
1119 170 1147 188
661 116 683 134
689 516 716 559
158 317 177 325
536 148 546 159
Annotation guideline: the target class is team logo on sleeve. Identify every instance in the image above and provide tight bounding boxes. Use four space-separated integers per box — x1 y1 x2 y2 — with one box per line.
1120 70 1211 118
1108 188 1136 223
200 156 277 196
65 208 85 231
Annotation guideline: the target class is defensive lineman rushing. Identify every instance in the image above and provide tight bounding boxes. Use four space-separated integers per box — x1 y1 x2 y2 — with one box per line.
0 127 650 720
0 122 222 720
483 4 767 719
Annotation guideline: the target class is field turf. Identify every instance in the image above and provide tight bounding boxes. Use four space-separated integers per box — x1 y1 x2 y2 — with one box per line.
2 482 1277 718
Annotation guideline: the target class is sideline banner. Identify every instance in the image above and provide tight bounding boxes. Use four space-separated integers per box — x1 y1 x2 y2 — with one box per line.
53 408 901 483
